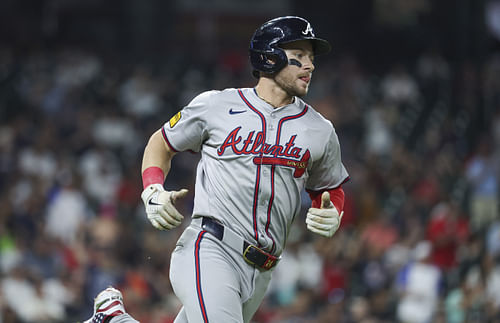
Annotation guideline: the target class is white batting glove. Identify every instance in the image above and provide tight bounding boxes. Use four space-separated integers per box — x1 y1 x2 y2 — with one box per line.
306 191 343 237
141 184 189 230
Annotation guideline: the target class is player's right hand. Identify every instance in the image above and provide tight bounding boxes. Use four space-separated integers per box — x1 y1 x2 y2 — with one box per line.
141 184 189 230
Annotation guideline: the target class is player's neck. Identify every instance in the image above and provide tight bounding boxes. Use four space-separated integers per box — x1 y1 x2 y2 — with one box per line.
254 80 294 108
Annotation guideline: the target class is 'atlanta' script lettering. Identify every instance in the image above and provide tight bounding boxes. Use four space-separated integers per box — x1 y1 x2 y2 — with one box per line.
217 127 302 158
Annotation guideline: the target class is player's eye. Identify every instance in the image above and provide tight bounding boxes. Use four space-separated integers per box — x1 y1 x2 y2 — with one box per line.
293 51 314 63
295 52 304 59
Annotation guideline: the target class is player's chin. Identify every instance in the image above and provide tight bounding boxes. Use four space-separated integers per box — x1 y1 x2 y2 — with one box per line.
294 84 309 97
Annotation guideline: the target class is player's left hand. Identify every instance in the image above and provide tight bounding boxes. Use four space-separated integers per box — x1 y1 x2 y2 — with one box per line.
306 191 343 237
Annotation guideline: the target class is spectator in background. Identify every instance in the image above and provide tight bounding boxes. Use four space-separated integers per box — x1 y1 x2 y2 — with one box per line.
465 136 499 233
1 266 68 322
380 63 420 106
267 229 323 309
444 276 471 323
486 221 500 258
395 240 443 323
426 200 469 273
453 259 489 322
483 253 500 317
364 101 394 158
361 212 399 256
44 172 91 246
118 65 165 119
78 142 123 208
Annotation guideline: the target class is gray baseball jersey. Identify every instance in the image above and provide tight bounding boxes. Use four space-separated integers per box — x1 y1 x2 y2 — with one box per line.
163 87 349 322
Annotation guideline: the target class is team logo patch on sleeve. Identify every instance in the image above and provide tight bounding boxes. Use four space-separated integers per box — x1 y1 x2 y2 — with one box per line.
169 112 182 128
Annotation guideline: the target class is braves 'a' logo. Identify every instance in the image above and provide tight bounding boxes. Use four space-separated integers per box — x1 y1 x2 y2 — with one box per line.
302 22 314 36
217 127 310 178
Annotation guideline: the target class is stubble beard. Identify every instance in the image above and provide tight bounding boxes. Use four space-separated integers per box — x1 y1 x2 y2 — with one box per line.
275 74 309 98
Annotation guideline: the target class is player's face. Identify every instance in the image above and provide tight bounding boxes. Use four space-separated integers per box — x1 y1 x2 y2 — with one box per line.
275 40 315 97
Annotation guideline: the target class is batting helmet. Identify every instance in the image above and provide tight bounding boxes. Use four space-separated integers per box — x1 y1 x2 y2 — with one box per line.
249 16 331 78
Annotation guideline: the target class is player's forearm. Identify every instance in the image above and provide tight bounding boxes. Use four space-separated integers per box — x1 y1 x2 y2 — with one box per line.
141 129 176 187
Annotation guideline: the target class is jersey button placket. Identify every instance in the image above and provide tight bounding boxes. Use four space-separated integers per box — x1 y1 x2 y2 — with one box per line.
257 113 272 229
260 169 269 205
267 118 276 137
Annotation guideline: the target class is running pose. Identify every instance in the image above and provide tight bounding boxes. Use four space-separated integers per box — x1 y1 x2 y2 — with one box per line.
86 16 349 323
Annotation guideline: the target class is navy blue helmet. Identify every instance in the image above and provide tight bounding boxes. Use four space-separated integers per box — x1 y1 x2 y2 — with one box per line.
249 16 331 77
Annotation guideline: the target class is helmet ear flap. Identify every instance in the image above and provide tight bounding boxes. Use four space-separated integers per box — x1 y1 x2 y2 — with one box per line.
262 53 277 67
249 48 288 78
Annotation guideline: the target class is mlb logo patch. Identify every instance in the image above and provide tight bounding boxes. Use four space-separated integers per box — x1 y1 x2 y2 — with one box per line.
169 112 182 128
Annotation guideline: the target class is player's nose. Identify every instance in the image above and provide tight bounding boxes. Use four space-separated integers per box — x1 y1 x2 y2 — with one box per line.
303 57 315 72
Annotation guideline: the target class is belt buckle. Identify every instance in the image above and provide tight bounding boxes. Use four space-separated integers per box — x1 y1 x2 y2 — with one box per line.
243 244 279 270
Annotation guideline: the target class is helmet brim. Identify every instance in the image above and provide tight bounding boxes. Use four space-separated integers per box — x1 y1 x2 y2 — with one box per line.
310 38 332 55
280 37 332 56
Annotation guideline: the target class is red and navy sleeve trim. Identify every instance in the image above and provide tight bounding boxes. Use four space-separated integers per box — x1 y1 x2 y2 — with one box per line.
161 127 179 153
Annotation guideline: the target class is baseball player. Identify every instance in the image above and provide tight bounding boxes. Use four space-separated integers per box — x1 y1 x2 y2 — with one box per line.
85 16 349 323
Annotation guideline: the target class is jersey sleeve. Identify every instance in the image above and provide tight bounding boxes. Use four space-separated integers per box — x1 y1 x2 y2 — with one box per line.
306 125 349 191
161 91 214 153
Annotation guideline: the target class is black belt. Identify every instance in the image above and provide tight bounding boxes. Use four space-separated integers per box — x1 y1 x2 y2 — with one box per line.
201 217 280 270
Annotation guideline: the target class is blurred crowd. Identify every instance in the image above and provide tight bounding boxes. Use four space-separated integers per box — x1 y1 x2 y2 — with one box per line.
0 43 500 323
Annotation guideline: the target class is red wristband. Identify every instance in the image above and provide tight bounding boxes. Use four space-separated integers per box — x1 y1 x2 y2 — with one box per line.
308 186 345 213
142 166 165 189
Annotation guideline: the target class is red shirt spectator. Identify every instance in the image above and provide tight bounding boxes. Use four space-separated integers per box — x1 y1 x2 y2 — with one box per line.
426 201 469 271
